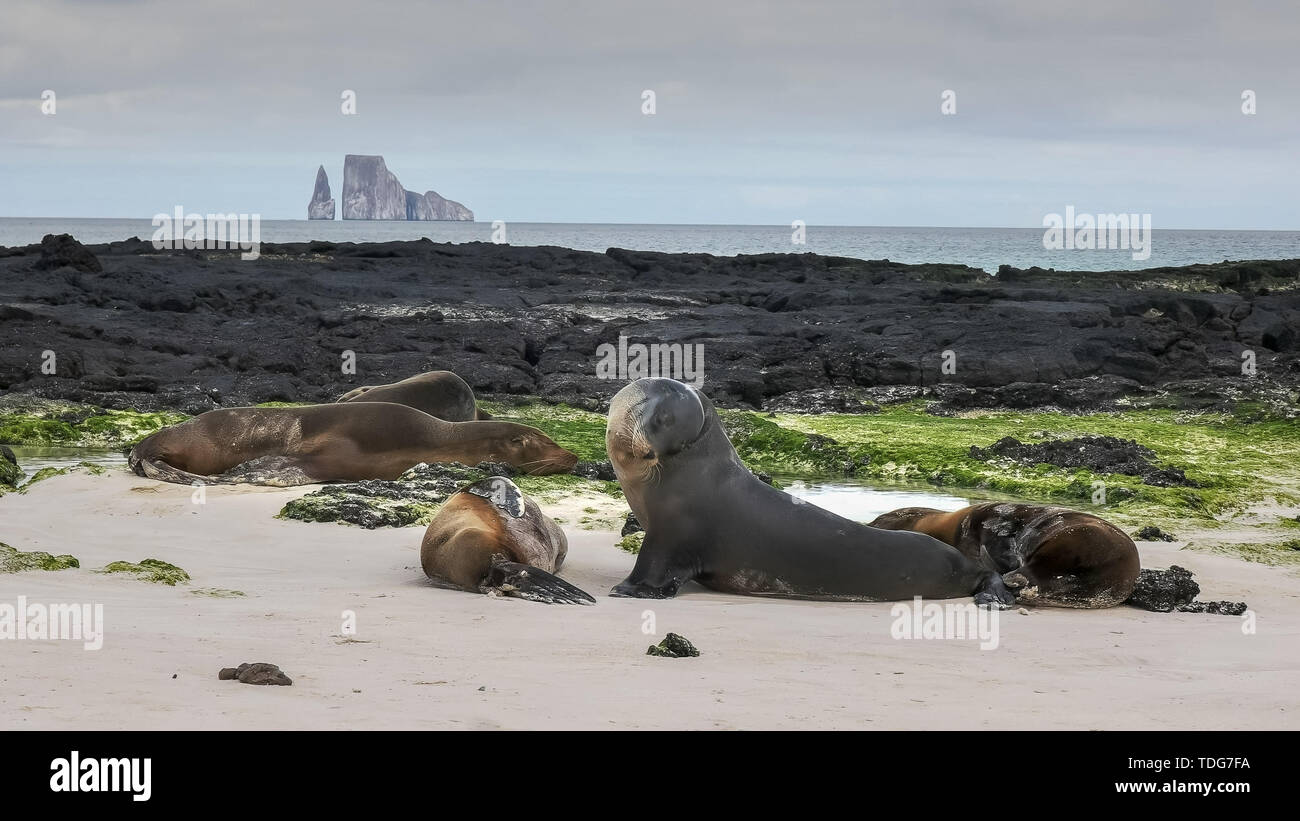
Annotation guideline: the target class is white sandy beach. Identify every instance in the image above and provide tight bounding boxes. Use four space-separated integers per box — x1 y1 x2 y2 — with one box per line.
2 468 1297 731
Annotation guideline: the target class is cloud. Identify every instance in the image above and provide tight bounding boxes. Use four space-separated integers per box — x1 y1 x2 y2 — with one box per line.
1 0 1297 225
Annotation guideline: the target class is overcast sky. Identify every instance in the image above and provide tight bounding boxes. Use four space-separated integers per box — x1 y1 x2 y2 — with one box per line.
2 0 1298 227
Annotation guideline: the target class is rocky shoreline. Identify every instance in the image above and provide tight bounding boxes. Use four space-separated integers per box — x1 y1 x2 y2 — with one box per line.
0 234 1296 416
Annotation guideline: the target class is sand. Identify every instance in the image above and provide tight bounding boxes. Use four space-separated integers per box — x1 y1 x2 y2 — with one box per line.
1 468 1297 731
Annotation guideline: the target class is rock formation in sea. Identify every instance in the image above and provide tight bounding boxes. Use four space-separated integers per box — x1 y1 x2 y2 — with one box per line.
341 155 408 220
405 189 473 221
341 155 473 221
307 165 336 220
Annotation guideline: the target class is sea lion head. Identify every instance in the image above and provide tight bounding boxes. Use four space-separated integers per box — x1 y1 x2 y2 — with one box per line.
606 378 708 484
868 507 938 531
464 476 527 518
484 423 579 475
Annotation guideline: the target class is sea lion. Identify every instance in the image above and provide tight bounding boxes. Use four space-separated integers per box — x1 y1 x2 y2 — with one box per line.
420 477 594 604
869 503 1140 608
128 402 577 486
605 378 1014 605
337 370 492 421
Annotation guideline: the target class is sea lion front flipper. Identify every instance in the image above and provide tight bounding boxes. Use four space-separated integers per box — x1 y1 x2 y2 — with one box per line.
336 385 373 402
608 532 694 599
481 556 595 605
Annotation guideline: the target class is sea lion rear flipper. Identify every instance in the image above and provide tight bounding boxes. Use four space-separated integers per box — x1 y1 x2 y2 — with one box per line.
129 453 213 486
973 545 1015 609
214 456 320 487
480 557 595 605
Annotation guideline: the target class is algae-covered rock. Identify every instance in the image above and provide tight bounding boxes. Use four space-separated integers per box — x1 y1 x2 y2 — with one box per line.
621 511 643 536
0 542 80 573
100 558 190 585
718 411 856 475
970 435 1196 487
0 445 22 487
646 632 700 658
278 461 511 528
0 396 186 448
17 461 111 492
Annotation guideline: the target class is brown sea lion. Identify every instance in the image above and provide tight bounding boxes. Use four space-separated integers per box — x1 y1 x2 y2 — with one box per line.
869 503 1140 608
420 477 593 604
337 371 491 420
604 378 1014 605
127 402 576 486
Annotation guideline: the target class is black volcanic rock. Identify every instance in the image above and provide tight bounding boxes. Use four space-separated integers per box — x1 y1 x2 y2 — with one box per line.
308 165 335 220
33 233 102 273
969 435 1197 487
0 241 1297 412
342 155 407 220
1127 565 1200 612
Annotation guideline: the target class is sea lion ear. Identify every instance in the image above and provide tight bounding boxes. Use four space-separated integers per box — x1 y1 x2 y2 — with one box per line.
684 386 707 440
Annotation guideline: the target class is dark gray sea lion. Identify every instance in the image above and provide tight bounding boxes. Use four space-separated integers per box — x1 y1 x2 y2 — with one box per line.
337 371 491 421
128 403 577 486
870 503 1140 608
420 477 593 604
604 378 1014 605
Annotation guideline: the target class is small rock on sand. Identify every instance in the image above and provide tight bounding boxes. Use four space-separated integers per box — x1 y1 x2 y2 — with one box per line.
647 633 700 658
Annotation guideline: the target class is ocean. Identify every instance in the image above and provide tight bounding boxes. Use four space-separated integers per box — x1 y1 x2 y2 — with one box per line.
1 218 1296 273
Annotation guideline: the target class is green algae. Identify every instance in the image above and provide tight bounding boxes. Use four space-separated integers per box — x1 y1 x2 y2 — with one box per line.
99 558 191 586
0 400 187 448
778 405 1300 527
515 473 622 500
0 542 80 573
616 532 645 554
16 462 111 492
1185 540 1300 567
479 402 609 461
191 588 246 598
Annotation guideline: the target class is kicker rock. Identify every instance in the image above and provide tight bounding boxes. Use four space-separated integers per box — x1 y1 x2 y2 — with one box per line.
342 155 407 220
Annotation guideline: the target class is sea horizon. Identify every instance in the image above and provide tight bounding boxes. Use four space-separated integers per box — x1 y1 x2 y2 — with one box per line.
3 217 1297 273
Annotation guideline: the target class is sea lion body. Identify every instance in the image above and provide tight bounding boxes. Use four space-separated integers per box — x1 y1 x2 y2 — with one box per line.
338 371 491 420
128 403 576 486
420 477 593 604
869 503 1140 608
605 378 1013 605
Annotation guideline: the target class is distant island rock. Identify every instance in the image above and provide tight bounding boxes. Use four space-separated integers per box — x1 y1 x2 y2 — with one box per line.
405 189 474 221
325 154 473 221
307 165 335 220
